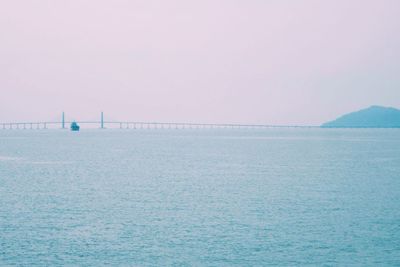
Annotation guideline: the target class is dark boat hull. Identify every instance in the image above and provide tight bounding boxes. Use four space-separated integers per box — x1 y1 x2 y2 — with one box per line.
70 122 80 131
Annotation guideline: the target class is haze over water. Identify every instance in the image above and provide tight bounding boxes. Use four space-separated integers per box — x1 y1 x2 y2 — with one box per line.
1 1 400 124
2 1 400 265
1 129 399 266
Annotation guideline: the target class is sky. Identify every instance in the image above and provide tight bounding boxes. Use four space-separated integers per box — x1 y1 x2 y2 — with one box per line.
1 0 399 125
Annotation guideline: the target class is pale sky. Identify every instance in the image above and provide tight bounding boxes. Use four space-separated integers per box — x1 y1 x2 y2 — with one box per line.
1 0 399 125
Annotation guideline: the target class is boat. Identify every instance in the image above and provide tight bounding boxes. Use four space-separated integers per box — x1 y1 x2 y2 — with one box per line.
70 121 80 131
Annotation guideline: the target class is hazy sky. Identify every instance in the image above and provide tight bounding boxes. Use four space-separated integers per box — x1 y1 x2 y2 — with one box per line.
1 0 399 125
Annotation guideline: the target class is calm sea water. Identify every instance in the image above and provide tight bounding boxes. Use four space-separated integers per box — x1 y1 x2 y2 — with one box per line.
0 129 399 266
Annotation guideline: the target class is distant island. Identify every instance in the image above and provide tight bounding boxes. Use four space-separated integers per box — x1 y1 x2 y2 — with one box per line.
321 106 400 128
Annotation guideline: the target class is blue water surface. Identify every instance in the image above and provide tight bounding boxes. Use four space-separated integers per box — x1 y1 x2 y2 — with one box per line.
0 129 399 266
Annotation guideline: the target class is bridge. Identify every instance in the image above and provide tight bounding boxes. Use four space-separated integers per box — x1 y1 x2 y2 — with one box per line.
0 112 319 130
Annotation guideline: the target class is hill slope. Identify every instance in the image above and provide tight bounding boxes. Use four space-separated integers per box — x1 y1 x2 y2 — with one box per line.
322 106 400 128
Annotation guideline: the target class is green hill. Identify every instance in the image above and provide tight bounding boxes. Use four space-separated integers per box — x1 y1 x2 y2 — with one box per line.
322 106 400 128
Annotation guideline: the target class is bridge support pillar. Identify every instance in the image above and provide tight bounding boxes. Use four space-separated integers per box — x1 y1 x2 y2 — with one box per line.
101 112 104 129
62 112 65 129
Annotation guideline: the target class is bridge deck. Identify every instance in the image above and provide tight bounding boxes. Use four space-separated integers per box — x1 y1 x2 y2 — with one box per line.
0 121 319 130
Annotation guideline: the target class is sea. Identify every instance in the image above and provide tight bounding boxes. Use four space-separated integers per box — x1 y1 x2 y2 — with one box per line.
0 129 399 266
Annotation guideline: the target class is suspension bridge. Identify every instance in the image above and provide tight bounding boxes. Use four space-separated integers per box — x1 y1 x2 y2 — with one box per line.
0 112 319 130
